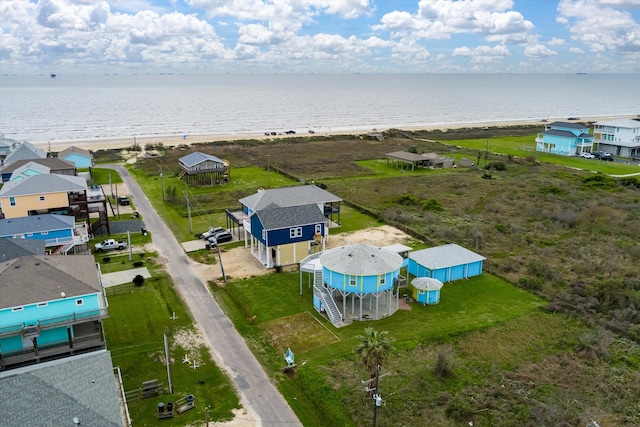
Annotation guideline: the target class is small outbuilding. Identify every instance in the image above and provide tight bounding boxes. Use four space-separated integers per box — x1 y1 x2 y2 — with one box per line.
408 243 485 282
411 277 443 305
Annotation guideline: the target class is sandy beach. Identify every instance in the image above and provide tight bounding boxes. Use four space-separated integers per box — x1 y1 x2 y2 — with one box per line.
34 115 636 153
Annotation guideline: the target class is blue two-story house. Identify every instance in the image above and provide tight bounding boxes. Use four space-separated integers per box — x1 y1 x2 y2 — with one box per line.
238 185 342 268
0 214 89 254
0 254 108 370
536 122 594 156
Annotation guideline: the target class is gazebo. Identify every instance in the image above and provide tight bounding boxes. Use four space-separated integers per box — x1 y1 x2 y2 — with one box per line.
317 243 404 322
410 277 443 305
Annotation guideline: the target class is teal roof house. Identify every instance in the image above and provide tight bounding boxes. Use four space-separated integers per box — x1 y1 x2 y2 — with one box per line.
0 255 109 370
58 146 94 169
408 243 485 282
536 122 594 156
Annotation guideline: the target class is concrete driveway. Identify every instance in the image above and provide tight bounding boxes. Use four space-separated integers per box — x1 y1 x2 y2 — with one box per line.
101 267 152 287
102 164 301 427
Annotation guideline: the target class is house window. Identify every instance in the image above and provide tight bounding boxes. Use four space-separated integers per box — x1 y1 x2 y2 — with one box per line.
9 197 16 206
41 231 48 235
37 302 48 308
39 196 46 202
315 224 322 234
12 306 24 312
289 227 302 238
76 299 84 306
27 233 33 237
379 275 386 286
349 276 357 287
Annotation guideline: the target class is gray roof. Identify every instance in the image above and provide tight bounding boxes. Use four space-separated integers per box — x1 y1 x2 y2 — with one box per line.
411 277 444 291
320 243 403 276
179 151 225 167
0 255 101 309
9 161 51 179
58 145 93 159
409 243 485 270
386 151 427 162
3 141 47 166
0 173 87 197
547 121 589 130
539 129 592 139
593 118 640 129
0 350 123 427
240 185 341 211
0 238 45 261
0 214 75 236
0 157 76 175
256 203 327 230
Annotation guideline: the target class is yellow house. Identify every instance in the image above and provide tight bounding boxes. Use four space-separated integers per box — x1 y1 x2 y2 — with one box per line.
0 174 87 219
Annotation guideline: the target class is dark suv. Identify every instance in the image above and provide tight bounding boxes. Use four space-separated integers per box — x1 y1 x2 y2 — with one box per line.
600 153 614 161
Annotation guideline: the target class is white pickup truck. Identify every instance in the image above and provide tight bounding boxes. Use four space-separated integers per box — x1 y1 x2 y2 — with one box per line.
94 239 127 252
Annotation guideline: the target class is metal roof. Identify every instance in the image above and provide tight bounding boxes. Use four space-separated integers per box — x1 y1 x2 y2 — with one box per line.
382 243 413 254
0 214 75 236
0 350 122 427
320 243 403 276
255 203 327 230
0 255 102 309
593 118 640 129
240 185 342 211
385 151 427 162
0 173 87 197
409 243 485 270
546 121 589 130
411 277 444 291
179 151 225 167
539 129 592 139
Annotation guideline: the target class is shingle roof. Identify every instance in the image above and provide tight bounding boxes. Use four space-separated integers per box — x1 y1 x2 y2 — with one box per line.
10 161 51 179
240 185 342 211
179 151 225 167
0 254 101 309
58 146 93 159
256 204 327 230
385 151 427 162
3 141 47 165
0 214 75 236
0 158 76 175
0 173 87 197
593 118 640 129
320 243 403 276
0 238 45 261
409 243 485 270
547 121 589 130
411 277 444 291
540 129 592 139
0 350 122 427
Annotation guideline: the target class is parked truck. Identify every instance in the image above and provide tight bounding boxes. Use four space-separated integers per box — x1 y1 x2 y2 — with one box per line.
94 238 127 252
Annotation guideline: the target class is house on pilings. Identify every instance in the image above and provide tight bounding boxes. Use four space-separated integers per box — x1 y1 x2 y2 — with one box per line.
178 152 229 186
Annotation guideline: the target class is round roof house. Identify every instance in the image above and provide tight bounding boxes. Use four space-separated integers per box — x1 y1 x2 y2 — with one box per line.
319 243 403 278
411 277 443 305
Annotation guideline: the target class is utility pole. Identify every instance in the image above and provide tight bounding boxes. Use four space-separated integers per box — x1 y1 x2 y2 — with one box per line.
267 154 271 188
185 191 192 233
159 164 165 201
134 135 138 162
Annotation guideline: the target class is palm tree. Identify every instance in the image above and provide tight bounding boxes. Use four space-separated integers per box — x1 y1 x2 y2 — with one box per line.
354 327 394 394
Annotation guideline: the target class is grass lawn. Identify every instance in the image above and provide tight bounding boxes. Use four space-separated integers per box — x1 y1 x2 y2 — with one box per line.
103 272 239 426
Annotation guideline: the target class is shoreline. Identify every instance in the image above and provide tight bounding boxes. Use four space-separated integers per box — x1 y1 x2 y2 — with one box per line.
34 115 636 152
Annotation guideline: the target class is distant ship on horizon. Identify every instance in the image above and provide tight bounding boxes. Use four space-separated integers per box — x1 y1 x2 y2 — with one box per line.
576 72 587 75
50 73 56 79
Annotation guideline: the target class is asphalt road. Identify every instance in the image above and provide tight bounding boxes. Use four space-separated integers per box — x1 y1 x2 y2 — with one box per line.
103 164 301 427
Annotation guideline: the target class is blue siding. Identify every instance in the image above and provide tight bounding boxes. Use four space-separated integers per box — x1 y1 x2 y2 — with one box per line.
0 228 73 241
250 215 265 244
266 223 323 247
0 294 101 328
38 328 68 346
323 268 398 293
467 261 483 276
408 260 484 282
0 335 23 354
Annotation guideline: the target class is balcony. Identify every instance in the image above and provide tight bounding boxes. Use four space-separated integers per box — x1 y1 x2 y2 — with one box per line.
0 308 108 339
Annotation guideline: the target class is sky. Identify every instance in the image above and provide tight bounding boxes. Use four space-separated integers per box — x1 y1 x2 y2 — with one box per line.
1 0 639 74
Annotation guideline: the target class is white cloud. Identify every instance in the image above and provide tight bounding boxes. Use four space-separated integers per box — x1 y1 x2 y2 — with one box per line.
548 37 565 45
524 44 557 59
570 47 585 53
452 44 510 63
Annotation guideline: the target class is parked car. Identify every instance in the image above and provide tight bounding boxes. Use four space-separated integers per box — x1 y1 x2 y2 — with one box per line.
201 226 224 239
600 153 614 161
579 152 595 159
284 130 296 134
206 231 233 248
270 131 277 135
308 129 315 134
118 195 130 205
94 239 127 252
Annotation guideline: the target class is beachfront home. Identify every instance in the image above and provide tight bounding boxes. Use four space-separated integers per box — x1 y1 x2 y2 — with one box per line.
0 254 109 370
0 350 124 427
237 185 342 268
0 214 89 254
58 146 94 169
0 174 87 219
536 122 594 156
178 151 229 186
0 135 16 158
0 157 77 183
2 141 47 166
407 243 486 282
593 118 640 159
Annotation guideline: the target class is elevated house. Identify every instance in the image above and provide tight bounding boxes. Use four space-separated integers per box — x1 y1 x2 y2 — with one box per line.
593 118 640 158
58 146 94 169
408 243 485 282
0 157 77 183
0 214 89 255
237 185 342 268
5 161 50 182
0 135 16 158
535 122 594 156
178 151 229 186
0 350 124 426
0 254 109 370
2 141 47 166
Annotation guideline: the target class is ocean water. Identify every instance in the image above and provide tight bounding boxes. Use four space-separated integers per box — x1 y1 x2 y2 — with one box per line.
0 73 638 145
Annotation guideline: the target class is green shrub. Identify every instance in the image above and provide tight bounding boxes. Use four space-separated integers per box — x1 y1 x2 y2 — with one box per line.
132 274 145 287
133 261 144 267
421 198 444 212
391 194 419 206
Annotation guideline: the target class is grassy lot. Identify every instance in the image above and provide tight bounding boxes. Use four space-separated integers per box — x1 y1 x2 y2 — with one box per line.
103 270 240 426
